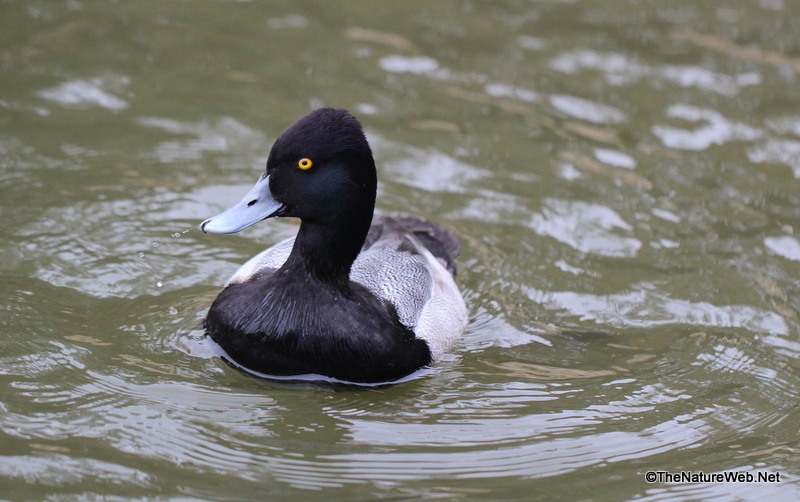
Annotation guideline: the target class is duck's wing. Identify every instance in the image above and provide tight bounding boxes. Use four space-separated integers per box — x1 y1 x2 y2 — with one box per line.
351 216 468 359
362 215 461 276
225 237 294 286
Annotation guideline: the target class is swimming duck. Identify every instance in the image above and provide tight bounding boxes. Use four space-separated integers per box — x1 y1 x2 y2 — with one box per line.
200 107 468 384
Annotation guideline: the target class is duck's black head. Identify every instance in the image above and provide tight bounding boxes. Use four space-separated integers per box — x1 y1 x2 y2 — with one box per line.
201 108 378 281
266 107 377 225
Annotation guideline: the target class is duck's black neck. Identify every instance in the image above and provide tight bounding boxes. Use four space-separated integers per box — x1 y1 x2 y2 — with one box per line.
282 214 372 288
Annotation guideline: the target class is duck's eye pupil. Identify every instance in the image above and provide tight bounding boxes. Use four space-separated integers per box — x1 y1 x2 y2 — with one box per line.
247 199 257 207
297 158 313 170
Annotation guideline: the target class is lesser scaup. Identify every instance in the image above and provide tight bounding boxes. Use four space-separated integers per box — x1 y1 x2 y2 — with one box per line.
200 108 467 383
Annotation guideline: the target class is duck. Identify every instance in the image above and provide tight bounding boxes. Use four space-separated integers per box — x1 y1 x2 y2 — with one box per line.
200 107 468 384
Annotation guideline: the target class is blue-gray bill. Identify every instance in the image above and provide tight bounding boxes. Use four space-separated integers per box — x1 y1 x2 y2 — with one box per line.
200 175 282 234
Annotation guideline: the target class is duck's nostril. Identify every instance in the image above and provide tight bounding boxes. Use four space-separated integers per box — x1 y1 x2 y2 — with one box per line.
247 199 257 207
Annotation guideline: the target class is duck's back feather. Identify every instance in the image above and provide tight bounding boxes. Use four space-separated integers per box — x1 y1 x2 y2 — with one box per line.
352 216 467 359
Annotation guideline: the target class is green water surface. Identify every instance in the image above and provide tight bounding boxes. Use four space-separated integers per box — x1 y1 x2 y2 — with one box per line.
2 1 800 500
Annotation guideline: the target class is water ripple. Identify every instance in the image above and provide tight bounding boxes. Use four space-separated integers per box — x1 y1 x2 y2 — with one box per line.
524 285 788 334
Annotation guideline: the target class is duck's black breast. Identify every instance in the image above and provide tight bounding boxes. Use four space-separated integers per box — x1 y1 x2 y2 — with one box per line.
204 269 432 383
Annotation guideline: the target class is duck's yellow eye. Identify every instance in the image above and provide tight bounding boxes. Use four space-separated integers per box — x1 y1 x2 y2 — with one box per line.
297 158 313 170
